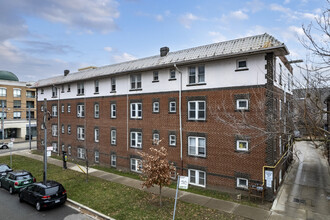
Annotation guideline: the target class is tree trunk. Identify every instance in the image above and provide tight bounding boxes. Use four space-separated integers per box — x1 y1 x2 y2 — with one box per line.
159 184 162 207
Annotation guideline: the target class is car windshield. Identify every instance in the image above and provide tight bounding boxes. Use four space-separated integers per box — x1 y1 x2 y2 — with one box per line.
45 186 59 195
0 165 10 172
16 174 32 180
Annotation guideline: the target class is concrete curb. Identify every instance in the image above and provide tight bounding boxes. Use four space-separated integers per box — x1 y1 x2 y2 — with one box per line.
66 198 115 220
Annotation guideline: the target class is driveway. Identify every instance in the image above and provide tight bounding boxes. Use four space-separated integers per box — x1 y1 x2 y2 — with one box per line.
270 141 330 220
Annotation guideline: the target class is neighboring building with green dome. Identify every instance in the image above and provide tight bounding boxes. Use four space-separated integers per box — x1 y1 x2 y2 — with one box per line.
0 71 36 140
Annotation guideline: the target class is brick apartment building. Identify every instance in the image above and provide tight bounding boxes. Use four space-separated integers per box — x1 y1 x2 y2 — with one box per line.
34 33 294 200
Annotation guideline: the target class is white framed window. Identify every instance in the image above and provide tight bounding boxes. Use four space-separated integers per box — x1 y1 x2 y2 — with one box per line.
52 86 57 97
153 133 159 144
94 128 99 142
279 64 283 85
0 88 6 97
130 103 142 119
188 101 206 120
169 135 176 146
279 100 282 119
61 104 65 113
94 103 99 118
153 71 159 81
169 101 176 113
94 80 99 93
153 101 159 113
77 82 84 95
188 66 205 84
67 104 71 113
68 145 71 155
111 78 116 92
77 148 86 159
67 125 71 134
41 123 44 130
61 144 65 152
236 140 249 151
13 88 21 98
236 99 248 110
130 131 142 148
61 124 65 134
188 169 206 187
188 136 206 157
111 129 116 145
279 169 282 183
67 84 71 92
130 74 142 90
111 154 116 167
95 151 99 163
130 158 142 173
236 177 248 189
111 103 116 118
236 59 247 69
52 124 58 136
52 105 58 117
169 69 176 79
13 111 21 119
77 104 85 117
77 126 85 140
41 105 44 112
52 142 58 153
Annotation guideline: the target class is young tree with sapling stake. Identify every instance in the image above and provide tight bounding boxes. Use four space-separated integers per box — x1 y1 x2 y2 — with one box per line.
138 140 176 207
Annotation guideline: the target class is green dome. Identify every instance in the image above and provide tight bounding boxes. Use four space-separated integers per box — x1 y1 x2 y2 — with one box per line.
0 70 19 81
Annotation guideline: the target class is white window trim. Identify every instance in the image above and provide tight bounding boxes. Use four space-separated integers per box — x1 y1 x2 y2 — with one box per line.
52 142 58 153
61 104 65 113
52 124 58 137
68 146 71 155
236 99 249 110
153 133 159 144
77 104 85 118
169 135 176 146
111 154 116 167
67 104 71 113
153 102 159 113
188 136 206 157
130 74 142 90
188 169 206 187
13 88 21 98
94 103 100 118
77 82 84 95
0 88 7 97
236 177 249 189
94 80 99 93
95 151 99 163
111 78 116 92
77 148 86 159
169 101 176 113
77 127 85 141
188 101 206 120
236 59 248 69
61 124 65 134
130 131 142 148
67 125 71 134
52 105 58 117
94 128 99 142
111 104 116 118
236 140 249 151
111 129 116 145
188 66 205 84
130 158 142 173
130 103 142 119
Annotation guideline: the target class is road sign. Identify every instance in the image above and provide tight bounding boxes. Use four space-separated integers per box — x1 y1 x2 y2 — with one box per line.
8 142 13 148
47 146 53 151
179 176 189 189
47 151 51 157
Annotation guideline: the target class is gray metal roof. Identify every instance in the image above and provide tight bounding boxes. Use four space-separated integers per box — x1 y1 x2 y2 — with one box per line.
34 33 289 88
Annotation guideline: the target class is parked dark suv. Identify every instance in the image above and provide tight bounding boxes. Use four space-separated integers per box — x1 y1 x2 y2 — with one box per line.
19 180 67 211
0 170 35 194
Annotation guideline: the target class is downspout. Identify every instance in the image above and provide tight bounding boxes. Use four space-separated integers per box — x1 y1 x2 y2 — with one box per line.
174 64 183 174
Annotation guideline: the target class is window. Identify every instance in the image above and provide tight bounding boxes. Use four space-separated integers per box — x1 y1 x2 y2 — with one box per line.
279 100 282 119
61 85 64 93
111 78 116 92
237 59 247 69
95 151 99 163
169 69 176 80
67 84 71 92
94 128 99 142
188 66 205 84
111 154 116 167
26 111 35 119
279 169 282 183
52 124 58 136
77 104 84 118
153 71 159 82
236 99 248 110
279 64 283 85
77 148 86 159
130 131 142 148
279 136 282 155
111 129 116 145
61 104 65 113
40 89 44 94
26 91 35 98
169 101 176 113
67 125 71 134
236 140 248 151
52 142 58 153
41 123 44 130
0 88 6 97
0 100 6 107
130 103 142 119
77 126 85 140
130 158 142 173
236 177 248 189
111 103 116 118
130 74 141 90
61 124 65 134
169 135 176 146
94 103 99 118
67 104 71 113
62 144 65 152
188 136 206 157
13 88 21 98
13 111 21 119
77 82 84 95
153 132 159 144
13 100 21 108
26 101 34 108
188 101 206 120
94 80 99 93
68 146 71 155
41 105 44 112
52 105 57 117
153 101 159 113
188 169 206 187
0 112 6 119
52 86 57 97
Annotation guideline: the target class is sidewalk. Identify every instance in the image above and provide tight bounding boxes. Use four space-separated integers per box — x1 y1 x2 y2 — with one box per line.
16 150 285 220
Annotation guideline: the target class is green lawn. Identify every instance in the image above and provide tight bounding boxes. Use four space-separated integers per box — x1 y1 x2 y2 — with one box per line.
0 155 246 220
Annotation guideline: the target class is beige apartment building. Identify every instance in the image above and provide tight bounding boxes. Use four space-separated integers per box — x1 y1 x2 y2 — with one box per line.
0 70 36 139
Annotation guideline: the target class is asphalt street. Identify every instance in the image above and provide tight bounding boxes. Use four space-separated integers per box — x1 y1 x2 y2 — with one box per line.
0 141 37 155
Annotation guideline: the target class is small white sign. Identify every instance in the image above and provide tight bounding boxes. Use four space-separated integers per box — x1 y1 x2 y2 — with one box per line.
179 176 189 189
265 170 273 188
47 146 53 151
10 138 15 142
8 142 13 148
47 150 51 157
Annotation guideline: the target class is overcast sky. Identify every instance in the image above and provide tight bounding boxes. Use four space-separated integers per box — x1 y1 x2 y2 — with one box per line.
0 0 327 84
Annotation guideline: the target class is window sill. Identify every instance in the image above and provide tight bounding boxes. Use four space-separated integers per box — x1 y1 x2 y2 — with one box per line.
67 90 71 93
235 150 250 154
130 147 142 150
130 118 142 120
189 183 206 188
168 78 177 81
129 88 142 92
94 92 99 95
168 111 177 114
235 68 249 72
188 155 207 159
235 109 249 112
187 119 206 122
152 80 159 83
186 83 206 87
169 145 176 147
110 91 116 93
76 94 85 96
152 111 160 114
110 117 117 119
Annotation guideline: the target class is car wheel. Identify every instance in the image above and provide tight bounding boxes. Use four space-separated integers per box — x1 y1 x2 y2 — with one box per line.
9 186 13 194
35 202 41 211
3 145 8 149
19 193 23 203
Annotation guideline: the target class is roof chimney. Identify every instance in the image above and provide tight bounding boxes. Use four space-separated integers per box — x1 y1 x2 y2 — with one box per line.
160 47 169 57
64 70 70 76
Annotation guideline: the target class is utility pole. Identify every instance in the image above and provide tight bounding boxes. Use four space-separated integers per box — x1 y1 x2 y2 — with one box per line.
1 100 4 141
43 98 47 184
28 105 31 150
